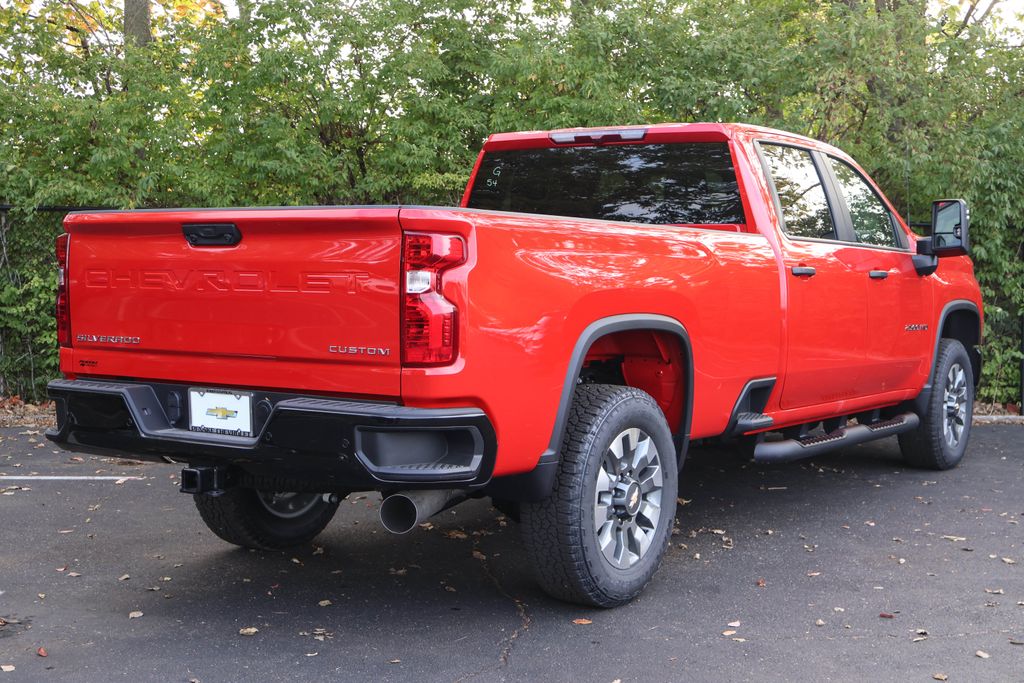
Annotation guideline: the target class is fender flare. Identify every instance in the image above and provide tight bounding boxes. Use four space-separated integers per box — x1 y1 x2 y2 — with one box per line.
912 299 982 416
929 300 982 385
485 314 694 503
544 314 694 457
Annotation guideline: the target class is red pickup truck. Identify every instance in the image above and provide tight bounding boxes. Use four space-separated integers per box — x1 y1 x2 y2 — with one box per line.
47 123 982 607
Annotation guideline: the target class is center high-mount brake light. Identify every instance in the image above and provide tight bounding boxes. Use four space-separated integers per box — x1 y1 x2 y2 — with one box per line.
549 129 647 145
55 233 71 347
402 232 466 366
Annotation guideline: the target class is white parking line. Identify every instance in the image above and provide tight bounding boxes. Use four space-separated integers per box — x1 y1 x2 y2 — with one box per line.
0 476 144 481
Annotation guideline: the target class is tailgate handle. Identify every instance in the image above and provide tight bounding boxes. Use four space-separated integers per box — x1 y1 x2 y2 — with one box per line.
183 223 241 247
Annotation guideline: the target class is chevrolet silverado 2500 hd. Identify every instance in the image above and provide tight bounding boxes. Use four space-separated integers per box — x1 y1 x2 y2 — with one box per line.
46 123 982 607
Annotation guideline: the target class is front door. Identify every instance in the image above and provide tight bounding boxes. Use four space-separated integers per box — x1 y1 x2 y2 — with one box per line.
824 156 934 393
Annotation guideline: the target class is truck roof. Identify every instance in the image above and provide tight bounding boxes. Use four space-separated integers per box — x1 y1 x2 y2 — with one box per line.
483 122 847 158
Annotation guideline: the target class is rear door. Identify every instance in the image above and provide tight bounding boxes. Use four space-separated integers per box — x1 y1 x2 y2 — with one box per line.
65 207 403 397
758 143 871 410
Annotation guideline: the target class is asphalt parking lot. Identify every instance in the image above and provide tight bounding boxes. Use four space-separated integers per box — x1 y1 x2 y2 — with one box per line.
1 425 1021 682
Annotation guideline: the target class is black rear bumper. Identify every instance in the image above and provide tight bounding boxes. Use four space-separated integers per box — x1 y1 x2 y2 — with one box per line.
46 379 497 492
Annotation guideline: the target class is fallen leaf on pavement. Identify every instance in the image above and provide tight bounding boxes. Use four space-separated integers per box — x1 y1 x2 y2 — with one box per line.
755 578 766 588
1 665 14 673
815 619 825 627
879 613 895 619
976 650 990 659
239 627 259 636
1002 557 1016 565
68 572 81 577
941 535 966 542
727 620 741 627
732 637 746 643
318 600 332 607
932 675 948 682
573 618 592 625
36 648 47 657
985 588 1004 594
118 574 130 581
1009 638 1023 645
128 611 143 619
472 550 486 561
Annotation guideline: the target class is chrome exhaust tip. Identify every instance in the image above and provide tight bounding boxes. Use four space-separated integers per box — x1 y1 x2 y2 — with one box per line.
379 489 464 534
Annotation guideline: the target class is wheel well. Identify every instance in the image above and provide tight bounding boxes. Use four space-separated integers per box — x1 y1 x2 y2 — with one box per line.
940 308 982 384
580 329 687 433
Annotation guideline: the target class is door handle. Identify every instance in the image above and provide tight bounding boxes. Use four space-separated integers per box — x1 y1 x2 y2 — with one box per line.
791 266 816 277
868 270 889 280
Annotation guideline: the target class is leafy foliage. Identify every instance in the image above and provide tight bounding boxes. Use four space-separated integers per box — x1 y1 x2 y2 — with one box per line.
1 0 1021 402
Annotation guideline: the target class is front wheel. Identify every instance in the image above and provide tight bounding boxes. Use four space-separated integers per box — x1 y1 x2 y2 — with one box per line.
521 384 679 608
899 338 975 470
193 487 340 550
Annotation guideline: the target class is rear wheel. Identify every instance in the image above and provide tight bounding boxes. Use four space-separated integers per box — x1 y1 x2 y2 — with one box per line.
899 338 975 470
521 384 679 608
193 487 340 550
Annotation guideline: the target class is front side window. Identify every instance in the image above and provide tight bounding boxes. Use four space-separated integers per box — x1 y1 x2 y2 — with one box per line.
760 144 836 240
465 142 744 225
830 158 900 248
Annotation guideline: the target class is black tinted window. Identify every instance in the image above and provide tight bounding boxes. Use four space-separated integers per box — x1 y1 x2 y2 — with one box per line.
761 144 837 240
830 158 900 248
466 143 744 225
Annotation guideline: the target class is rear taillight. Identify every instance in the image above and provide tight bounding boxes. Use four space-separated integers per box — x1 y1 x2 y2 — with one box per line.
402 232 465 366
55 233 71 347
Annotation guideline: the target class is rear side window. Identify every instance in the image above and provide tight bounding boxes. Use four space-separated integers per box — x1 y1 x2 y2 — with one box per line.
829 158 901 248
760 144 837 241
465 142 744 225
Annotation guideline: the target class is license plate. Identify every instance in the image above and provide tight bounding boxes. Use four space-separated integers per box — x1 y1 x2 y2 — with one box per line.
188 388 253 437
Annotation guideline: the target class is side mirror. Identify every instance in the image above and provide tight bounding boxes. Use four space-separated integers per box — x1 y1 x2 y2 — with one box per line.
918 199 970 257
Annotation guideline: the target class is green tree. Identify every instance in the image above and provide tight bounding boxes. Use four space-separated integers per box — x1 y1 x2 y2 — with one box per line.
1 0 1021 403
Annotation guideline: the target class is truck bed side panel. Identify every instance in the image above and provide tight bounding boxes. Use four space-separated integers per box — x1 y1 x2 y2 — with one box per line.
398 208 782 477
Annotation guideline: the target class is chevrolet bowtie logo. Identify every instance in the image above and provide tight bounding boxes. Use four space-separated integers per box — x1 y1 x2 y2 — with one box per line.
206 407 238 420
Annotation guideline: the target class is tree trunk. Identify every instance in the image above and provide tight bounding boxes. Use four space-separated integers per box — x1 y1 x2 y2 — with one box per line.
124 0 153 47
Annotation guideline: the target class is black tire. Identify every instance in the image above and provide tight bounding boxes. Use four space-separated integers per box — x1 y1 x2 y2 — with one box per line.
193 487 340 551
899 338 975 470
520 384 679 608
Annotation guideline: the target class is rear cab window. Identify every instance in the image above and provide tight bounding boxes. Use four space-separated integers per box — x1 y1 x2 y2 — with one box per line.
465 142 745 227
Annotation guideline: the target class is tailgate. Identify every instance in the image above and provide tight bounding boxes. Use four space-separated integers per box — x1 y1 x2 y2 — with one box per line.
64 207 402 397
